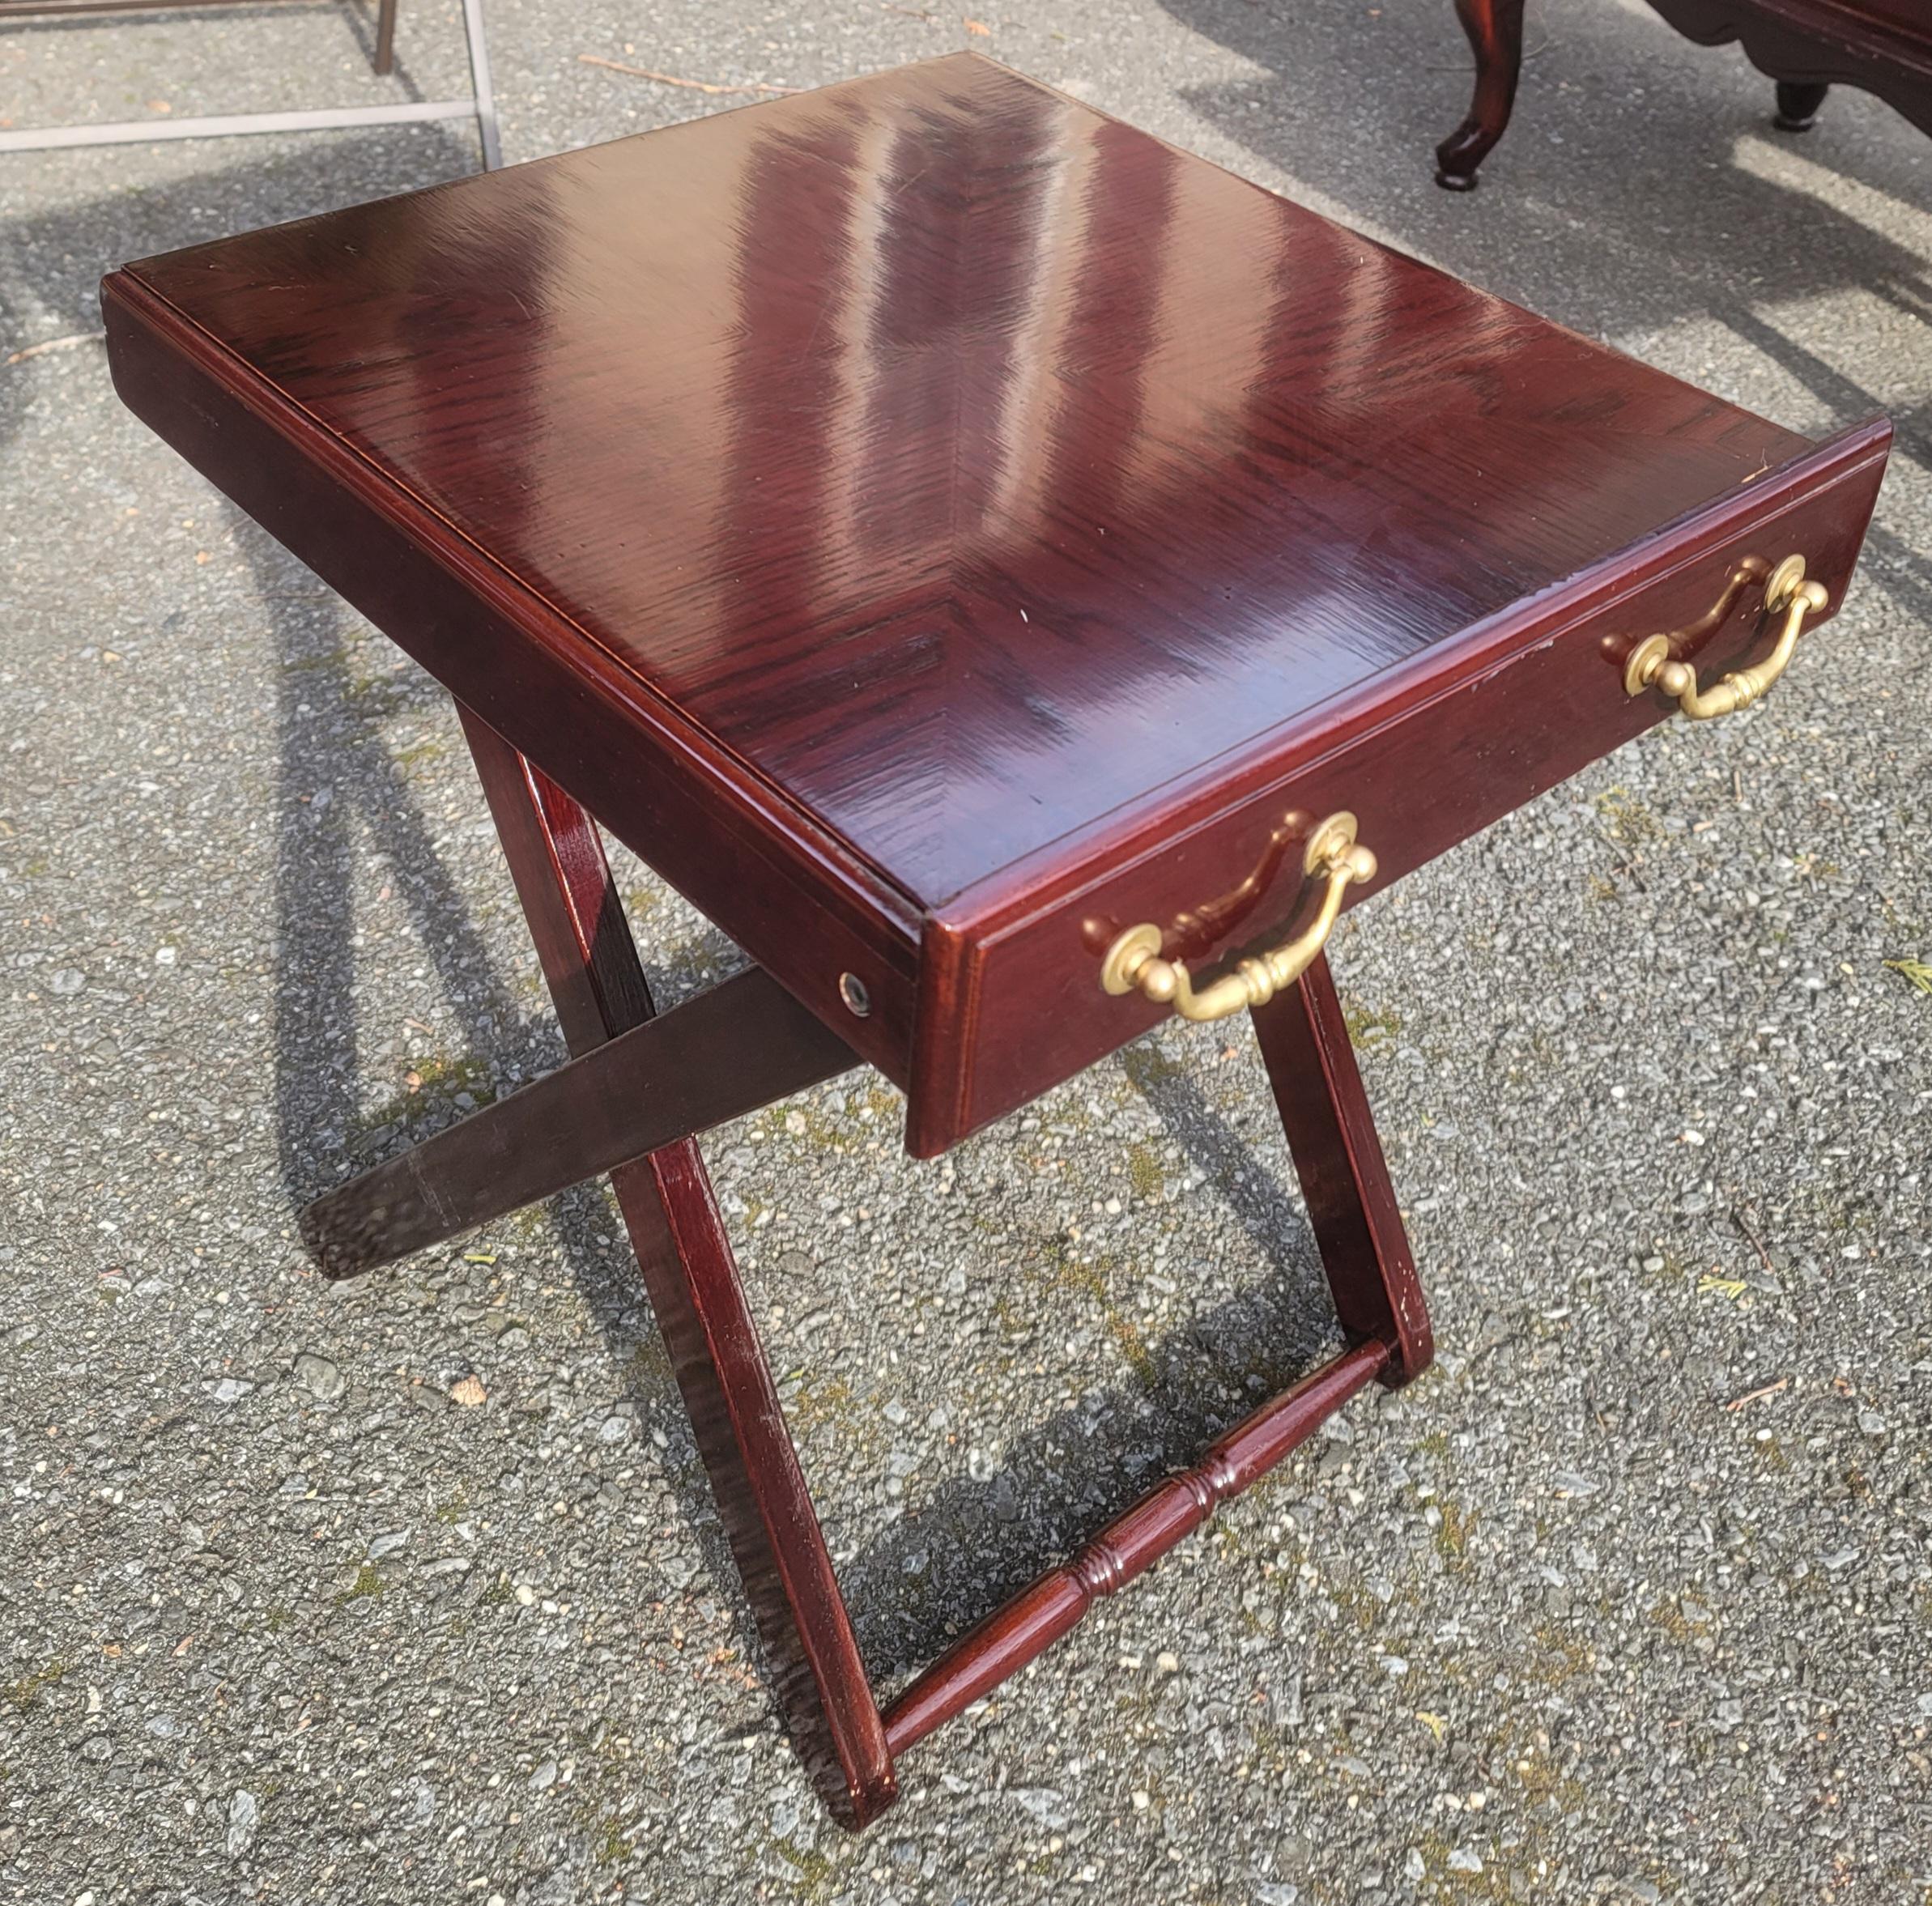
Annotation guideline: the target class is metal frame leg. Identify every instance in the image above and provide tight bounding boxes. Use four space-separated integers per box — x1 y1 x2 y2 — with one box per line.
0 0 500 165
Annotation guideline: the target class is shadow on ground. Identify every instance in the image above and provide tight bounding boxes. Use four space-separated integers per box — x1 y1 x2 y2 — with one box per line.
1157 0 1932 615
0 122 1375 1765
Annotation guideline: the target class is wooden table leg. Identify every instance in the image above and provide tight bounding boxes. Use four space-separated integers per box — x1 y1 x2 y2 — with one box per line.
879 955 1435 1764
1774 79 1830 130
373 721 1430 1816
303 966 857 1275
454 708 898 1828
1435 0 1527 191
881 1336 1389 1755
1250 953 1432 1385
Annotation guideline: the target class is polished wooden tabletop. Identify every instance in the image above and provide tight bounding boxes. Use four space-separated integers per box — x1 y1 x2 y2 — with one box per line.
120 53 1813 913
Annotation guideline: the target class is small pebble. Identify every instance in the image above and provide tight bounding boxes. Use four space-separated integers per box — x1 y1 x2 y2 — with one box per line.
293 1352 344 1401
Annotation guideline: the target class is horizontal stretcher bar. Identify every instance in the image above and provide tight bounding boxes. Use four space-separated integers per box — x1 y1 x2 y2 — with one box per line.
0 100 479 152
881 1335 1389 1757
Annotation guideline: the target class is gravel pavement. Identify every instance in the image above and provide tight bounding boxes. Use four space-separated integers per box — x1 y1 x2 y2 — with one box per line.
2 2 1930 1901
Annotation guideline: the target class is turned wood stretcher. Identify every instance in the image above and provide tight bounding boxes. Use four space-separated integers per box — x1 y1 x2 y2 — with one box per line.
103 54 1890 1827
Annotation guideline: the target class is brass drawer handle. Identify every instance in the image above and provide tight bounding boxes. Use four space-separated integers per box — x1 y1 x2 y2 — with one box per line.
1624 555 1828 721
1100 813 1377 1023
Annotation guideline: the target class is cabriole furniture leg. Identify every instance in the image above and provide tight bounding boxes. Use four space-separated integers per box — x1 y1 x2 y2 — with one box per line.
1436 1 1932 185
1436 0 1527 189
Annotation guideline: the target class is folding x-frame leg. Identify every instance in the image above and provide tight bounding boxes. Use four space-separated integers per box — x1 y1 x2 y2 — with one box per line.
308 715 1432 1827
447 710 896 1824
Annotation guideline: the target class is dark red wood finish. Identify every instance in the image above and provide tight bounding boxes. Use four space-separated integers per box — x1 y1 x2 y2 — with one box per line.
456 714 896 1827
914 421 1888 1150
1438 0 1932 188
1253 957 1431 1385
1436 0 1527 189
882 1337 1390 1756
100 52 1890 1154
313 712 1434 1822
302 963 858 1275
104 56 1893 1827
100 280 924 1091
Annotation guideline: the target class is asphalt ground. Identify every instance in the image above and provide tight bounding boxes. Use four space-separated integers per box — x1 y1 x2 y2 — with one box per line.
2 2 1929 1901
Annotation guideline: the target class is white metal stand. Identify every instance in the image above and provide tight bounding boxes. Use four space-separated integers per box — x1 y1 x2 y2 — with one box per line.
0 0 500 168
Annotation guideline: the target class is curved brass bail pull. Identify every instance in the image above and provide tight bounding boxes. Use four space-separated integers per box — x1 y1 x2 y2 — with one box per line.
1625 555 1828 721
1100 812 1377 1023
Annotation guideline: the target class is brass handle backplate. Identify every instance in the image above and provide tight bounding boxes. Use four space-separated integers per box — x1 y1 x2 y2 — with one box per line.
1100 812 1376 1023
1624 554 1828 721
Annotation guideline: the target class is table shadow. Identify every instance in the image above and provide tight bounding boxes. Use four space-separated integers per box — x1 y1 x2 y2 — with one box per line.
0 126 758 1710
840 1040 1347 1687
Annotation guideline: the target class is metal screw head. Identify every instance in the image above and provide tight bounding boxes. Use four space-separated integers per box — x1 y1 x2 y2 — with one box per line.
1302 810 1359 874
837 972 871 1018
1762 554 1808 615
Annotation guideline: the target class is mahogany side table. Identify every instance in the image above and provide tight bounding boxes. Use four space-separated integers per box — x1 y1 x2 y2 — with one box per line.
1436 0 1932 189
104 53 1891 1827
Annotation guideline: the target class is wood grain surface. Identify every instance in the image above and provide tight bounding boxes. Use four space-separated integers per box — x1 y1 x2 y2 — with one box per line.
103 53 1891 1152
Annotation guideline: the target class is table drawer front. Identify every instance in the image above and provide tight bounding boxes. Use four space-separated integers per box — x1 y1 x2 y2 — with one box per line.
913 427 1890 1153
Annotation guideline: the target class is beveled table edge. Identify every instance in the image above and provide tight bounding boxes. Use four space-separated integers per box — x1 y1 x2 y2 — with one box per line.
101 266 930 1087
102 269 930 938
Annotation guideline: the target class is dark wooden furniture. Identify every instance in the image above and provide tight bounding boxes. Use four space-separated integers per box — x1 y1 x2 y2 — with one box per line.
104 53 1891 1827
1438 0 1932 189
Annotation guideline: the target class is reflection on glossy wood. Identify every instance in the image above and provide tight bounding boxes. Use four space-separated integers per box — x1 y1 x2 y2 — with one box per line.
1436 0 1526 188
104 52 1892 1830
104 52 1888 1150
117 49 1814 902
